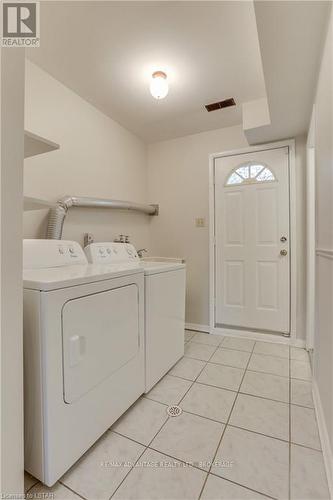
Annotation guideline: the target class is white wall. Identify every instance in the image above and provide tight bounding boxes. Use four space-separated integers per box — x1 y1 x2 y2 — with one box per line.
24 60 151 249
148 125 307 341
295 134 307 343
148 125 247 329
312 6 333 486
0 49 25 495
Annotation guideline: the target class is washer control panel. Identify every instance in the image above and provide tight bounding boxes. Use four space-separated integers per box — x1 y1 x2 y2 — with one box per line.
85 243 140 264
23 239 88 269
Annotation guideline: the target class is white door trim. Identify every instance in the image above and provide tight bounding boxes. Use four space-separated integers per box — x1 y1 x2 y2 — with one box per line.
0 49 25 493
306 106 316 350
209 139 297 344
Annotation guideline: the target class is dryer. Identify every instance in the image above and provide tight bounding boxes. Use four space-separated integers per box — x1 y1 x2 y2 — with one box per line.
23 239 144 486
85 243 186 393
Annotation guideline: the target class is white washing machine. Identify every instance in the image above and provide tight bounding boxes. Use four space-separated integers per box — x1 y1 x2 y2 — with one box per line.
85 243 186 392
23 239 144 486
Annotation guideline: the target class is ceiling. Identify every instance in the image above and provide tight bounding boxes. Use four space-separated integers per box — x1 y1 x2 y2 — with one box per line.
248 0 331 144
28 1 266 142
28 1 330 144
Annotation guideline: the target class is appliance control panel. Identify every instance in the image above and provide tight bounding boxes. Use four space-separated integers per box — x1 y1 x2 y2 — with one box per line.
85 243 140 264
23 239 88 269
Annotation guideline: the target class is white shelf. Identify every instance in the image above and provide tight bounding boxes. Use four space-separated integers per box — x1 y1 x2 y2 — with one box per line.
24 130 60 159
24 197 55 211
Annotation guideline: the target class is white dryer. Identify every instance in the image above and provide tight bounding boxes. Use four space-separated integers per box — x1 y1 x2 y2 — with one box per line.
23 239 144 486
85 243 186 392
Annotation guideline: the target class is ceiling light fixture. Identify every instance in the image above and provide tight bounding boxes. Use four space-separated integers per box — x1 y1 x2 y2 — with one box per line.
150 71 168 100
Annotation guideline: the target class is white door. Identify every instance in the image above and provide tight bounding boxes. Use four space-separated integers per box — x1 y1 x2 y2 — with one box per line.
214 147 290 334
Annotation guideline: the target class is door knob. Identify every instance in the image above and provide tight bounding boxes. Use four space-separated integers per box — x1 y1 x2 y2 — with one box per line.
280 249 288 256
280 236 287 242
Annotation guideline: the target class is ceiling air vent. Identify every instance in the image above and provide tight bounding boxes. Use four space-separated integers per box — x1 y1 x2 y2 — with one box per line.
205 98 236 112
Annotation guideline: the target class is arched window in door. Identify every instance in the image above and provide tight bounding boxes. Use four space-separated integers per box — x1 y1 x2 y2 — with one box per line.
225 162 276 186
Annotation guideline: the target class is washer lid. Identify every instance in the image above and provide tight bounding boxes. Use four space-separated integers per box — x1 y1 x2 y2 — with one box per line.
140 261 186 275
23 263 143 291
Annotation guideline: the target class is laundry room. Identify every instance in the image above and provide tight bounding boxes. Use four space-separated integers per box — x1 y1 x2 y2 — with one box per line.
1 1 332 499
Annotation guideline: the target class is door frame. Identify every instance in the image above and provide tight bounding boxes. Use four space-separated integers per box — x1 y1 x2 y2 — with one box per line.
306 106 316 351
209 139 297 344
0 49 25 493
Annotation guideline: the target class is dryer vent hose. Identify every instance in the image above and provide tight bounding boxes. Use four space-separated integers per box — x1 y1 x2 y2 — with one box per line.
46 196 158 240
46 204 68 240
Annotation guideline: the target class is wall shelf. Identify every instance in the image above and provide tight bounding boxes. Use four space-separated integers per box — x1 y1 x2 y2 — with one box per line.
24 197 55 211
24 130 60 158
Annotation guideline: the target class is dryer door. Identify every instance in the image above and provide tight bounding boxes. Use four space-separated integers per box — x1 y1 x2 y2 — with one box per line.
62 284 139 403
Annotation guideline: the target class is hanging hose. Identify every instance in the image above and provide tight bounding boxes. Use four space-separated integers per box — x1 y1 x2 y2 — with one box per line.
46 205 67 240
46 196 158 240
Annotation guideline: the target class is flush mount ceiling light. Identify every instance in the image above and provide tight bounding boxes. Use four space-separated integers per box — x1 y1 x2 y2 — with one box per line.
150 71 168 99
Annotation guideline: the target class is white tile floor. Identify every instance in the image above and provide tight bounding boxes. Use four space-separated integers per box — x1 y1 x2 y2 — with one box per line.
25 331 331 500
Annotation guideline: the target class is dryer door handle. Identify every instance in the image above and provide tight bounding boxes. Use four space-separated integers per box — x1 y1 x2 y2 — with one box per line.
69 335 86 367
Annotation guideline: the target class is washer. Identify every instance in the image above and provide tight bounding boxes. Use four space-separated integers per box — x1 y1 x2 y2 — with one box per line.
85 243 186 392
23 239 144 486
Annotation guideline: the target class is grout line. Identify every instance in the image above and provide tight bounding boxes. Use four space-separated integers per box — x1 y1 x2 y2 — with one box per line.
177 360 245 378
189 341 223 349
187 336 305 361
147 445 210 474
145 445 276 500
32 335 309 500
185 328 206 333
184 354 220 363
110 365 222 500
184 347 293 380
250 351 290 360
114 406 322 457
118 341 224 500
109 410 173 499
144 394 316 449
198 339 257 499
168 372 201 383
167 371 292 406
56 336 307 500
207 471 277 500
24 479 40 494
177 343 222 407
200 360 249 370
143 394 178 406
110 429 149 448
213 346 254 354
176 408 231 427
58 481 88 500
145 374 319 452
226 423 289 445
290 401 315 409
108 445 148 499
289 440 322 452
290 376 312 382
246 367 289 379
238 389 289 405
146 378 239 398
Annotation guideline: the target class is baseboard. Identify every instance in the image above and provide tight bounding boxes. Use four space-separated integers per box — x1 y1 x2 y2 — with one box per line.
212 326 306 347
313 379 333 496
185 322 210 333
185 323 306 347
